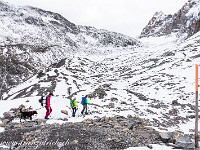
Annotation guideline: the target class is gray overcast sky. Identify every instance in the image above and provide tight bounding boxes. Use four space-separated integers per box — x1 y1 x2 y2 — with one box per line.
2 0 188 37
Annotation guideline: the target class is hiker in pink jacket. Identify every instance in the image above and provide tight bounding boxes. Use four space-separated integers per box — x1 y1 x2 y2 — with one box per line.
45 92 53 119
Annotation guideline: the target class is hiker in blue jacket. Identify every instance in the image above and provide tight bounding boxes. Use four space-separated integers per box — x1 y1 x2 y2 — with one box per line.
81 95 89 115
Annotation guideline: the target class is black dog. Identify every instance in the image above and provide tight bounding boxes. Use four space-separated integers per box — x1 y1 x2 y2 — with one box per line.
20 108 38 122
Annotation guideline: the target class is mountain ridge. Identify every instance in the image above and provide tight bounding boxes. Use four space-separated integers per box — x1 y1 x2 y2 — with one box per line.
140 0 200 38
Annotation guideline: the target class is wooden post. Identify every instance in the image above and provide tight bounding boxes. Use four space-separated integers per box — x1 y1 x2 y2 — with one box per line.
195 64 199 148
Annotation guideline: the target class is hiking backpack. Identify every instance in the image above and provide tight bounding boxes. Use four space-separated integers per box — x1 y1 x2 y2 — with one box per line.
70 100 75 108
81 97 86 105
39 96 46 106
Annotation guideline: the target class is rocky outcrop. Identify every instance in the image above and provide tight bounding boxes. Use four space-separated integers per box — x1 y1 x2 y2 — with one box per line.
0 115 161 150
140 0 200 38
140 11 173 37
0 112 196 150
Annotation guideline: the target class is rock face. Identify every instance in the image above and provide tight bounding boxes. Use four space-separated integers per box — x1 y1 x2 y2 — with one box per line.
140 0 200 38
140 11 173 37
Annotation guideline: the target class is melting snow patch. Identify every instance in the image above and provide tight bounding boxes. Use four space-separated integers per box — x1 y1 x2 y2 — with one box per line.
125 144 173 150
0 127 4 133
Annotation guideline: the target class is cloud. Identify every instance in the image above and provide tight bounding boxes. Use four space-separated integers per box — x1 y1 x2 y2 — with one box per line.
2 0 188 37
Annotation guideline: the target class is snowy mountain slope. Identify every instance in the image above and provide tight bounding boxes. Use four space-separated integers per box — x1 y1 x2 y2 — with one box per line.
1 31 199 137
0 1 140 99
78 26 141 48
140 0 200 38
0 1 200 149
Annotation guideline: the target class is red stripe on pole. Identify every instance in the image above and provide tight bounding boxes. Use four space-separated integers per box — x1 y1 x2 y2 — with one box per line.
196 64 198 91
195 64 199 148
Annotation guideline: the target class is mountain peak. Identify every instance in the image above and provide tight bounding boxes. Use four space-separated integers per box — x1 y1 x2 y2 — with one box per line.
140 11 172 38
140 0 200 38
153 11 166 17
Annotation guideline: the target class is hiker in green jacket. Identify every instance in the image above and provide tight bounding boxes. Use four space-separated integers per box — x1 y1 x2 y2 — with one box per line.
70 97 77 117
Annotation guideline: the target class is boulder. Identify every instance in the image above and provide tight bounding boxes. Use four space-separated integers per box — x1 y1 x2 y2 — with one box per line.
101 124 112 128
121 101 127 105
0 123 4 127
173 130 184 142
10 108 18 112
100 117 105 122
71 140 78 145
147 145 153 149
62 118 68 121
159 132 173 143
127 114 132 118
95 116 101 122
2 119 10 126
14 124 23 128
61 110 68 115
175 135 195 149
121 128 129 133
172 100 180 106
109 103 114 108
128 124 134 130
85 120 93 125
104 117 110 122
95 122 103 126
0 120 5 127
114 125 120 129
5 123 15 130
3 112 15 120
83 119 93 125
18 104 25 109
36 119 47 125
24 122 36 127
111 97 118 102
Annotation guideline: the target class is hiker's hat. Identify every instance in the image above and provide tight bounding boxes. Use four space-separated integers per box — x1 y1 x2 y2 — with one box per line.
49 92 54 96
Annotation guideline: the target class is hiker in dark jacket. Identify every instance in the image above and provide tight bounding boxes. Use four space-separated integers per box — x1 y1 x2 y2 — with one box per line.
81 95 89 115
70 97 77 117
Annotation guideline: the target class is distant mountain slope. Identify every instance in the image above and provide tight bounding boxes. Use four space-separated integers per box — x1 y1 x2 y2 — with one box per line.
140 0 200 38
0 1 140 99
78 26 140 47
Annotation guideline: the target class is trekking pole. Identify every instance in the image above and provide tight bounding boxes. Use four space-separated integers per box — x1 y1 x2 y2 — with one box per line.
76 106 79 117
35 108 42 111
70 107 73 117
87 104 90 114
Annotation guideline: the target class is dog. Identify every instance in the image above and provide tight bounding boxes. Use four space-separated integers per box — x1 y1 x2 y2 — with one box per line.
20 108 38 122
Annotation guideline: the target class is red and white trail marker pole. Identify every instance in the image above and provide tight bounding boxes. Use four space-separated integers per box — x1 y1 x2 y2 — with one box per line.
195 64 199 148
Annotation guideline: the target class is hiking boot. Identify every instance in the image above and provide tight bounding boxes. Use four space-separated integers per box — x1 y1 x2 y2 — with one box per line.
85 112 88 115
45 117 49 119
